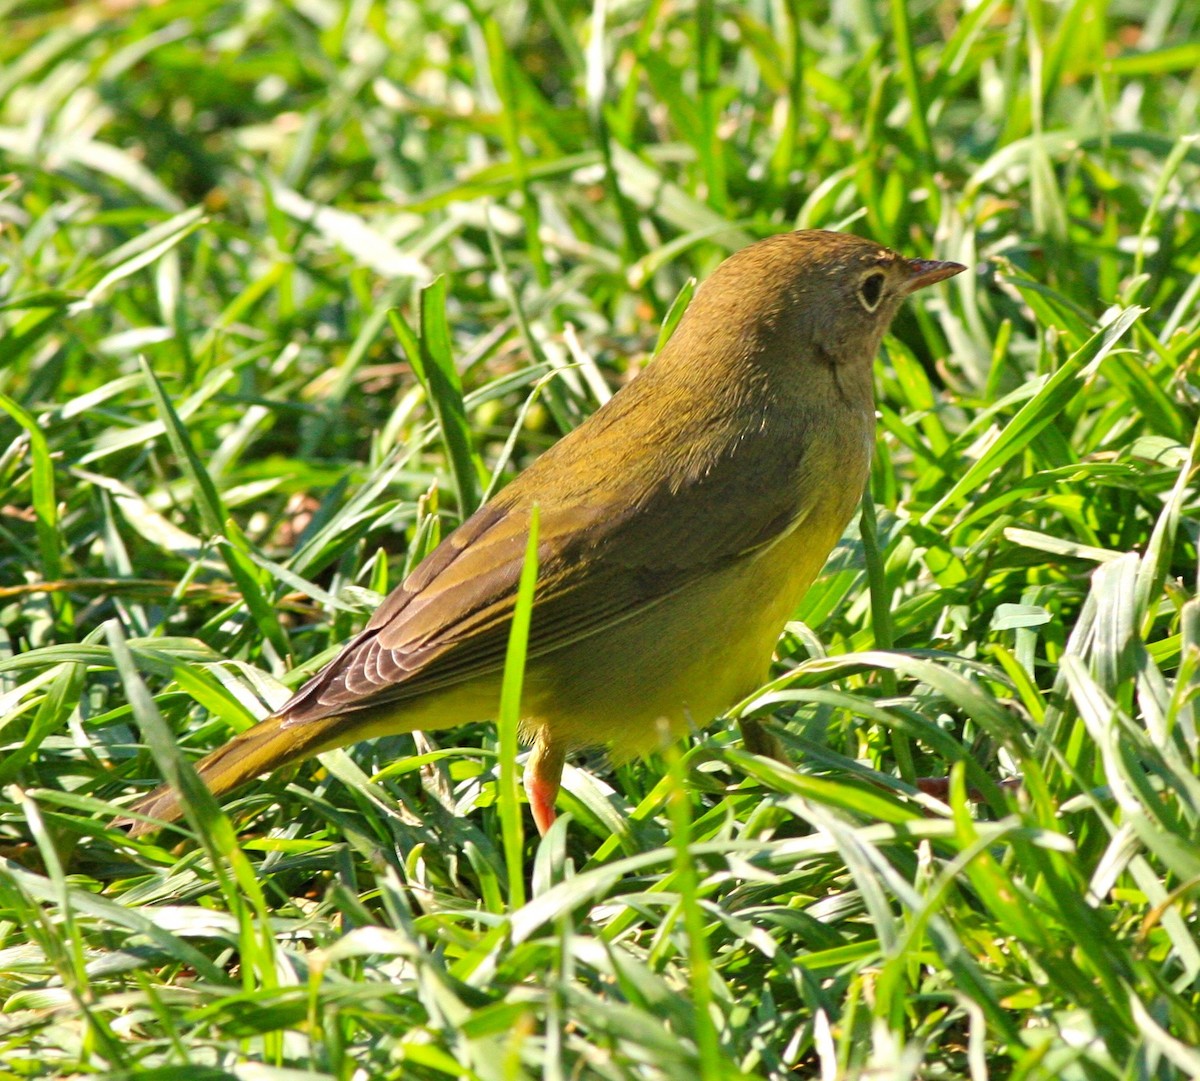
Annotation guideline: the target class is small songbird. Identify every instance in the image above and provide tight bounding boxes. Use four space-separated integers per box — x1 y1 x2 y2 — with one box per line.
121 230 964 838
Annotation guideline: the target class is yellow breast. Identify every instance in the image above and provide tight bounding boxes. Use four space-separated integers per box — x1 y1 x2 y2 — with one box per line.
522 447 869 758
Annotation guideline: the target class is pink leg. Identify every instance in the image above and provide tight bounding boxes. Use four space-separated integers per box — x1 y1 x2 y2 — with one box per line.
524 738 566 836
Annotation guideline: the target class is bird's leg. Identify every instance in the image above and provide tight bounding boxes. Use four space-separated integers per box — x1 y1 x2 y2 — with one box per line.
914 775 1023 801
524 736 566 836
738 717 787 761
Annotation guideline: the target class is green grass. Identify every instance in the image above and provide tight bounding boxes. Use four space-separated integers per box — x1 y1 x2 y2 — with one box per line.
2 0 1199 1077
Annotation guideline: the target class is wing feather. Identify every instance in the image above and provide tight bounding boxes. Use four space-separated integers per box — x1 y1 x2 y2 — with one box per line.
280 389 819 726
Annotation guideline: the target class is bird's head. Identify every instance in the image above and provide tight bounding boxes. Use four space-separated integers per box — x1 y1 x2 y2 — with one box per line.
672 230 965 383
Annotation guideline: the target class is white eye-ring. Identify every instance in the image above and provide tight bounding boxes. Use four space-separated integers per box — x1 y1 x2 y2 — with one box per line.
858 271 886 312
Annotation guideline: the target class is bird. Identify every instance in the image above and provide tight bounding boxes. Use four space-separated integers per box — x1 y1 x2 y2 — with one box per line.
119 229 965 838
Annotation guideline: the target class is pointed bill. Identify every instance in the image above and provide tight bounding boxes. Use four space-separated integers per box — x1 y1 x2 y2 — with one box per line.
902 258 967 293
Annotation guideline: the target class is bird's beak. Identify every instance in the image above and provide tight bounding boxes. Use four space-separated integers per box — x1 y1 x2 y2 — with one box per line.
902 258 967 293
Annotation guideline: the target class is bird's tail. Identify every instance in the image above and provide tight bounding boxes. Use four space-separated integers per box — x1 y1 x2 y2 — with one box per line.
117 711 347 838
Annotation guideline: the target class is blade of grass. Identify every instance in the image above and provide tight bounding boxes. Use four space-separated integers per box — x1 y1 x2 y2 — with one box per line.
923 305 1144 523
497 504 540 910
389 278 481 519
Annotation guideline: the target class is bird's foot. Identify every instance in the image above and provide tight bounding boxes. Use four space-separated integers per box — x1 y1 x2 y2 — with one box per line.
738 717 787 761
524 738 566 836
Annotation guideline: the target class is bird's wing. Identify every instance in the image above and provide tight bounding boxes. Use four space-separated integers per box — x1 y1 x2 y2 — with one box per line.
278 434 814 725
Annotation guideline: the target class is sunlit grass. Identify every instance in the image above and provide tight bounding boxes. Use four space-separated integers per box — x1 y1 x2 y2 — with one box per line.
1 1 1198 1078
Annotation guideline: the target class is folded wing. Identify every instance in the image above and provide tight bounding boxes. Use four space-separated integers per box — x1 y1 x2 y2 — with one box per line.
280 397 816 726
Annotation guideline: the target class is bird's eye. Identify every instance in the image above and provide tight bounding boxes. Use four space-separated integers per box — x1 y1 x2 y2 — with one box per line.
858 272 886 312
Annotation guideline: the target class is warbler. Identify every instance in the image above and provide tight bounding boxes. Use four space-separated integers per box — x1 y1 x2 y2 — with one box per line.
121 229 964 837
